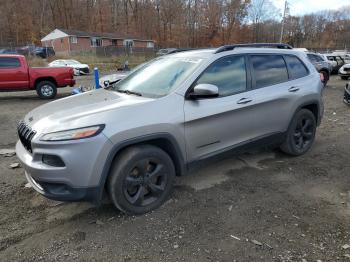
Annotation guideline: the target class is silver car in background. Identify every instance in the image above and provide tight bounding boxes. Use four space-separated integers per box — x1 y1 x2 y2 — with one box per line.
16 43 324 215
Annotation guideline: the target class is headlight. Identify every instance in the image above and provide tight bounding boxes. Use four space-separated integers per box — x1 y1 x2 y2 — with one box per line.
40 125 105 141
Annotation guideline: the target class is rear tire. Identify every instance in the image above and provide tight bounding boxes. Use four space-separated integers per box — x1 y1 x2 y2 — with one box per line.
36 80 57 99
280 109 317 156
107 145 175 215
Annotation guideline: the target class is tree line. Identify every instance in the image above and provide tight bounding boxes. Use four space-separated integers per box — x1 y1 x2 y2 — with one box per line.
0 0 349 50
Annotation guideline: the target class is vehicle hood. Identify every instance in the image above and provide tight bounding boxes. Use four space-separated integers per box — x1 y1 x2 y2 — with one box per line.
24 88 153 134
341 63 350 69
70 64 89 69
48 64 89 68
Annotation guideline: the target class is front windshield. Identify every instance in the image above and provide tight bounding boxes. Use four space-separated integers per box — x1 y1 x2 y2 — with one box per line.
109 57 204 98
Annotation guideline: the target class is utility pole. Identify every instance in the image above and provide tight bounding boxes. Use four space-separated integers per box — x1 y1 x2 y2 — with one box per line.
279 0 288 43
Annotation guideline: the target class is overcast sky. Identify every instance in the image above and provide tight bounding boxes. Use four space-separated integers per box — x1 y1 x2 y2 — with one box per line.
272 0 350 16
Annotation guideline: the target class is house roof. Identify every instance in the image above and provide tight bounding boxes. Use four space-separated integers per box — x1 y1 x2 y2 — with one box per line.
51 29 154 42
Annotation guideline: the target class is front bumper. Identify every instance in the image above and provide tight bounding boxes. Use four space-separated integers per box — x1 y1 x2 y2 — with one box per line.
339 71 350 78
16 133 113 202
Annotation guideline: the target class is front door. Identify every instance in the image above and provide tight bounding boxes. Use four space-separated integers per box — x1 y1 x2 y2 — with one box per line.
184 55 256 162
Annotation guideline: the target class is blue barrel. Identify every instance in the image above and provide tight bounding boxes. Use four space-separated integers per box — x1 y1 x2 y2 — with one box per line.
94 67 100 89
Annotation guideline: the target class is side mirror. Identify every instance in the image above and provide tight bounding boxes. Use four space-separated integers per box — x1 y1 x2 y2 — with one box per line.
189 84 219 99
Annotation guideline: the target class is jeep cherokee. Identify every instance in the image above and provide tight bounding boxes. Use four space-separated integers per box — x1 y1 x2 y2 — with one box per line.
16 43 324 214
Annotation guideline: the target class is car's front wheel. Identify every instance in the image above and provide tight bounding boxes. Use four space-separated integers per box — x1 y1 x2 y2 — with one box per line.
280 109 317 156
107 145 175 215
36 80 57 99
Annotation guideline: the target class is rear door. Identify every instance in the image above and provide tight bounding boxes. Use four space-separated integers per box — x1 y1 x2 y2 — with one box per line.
244 54 298 140
0 57 29 90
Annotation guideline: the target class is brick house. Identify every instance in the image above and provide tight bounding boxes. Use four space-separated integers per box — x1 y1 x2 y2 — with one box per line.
41 28 155 54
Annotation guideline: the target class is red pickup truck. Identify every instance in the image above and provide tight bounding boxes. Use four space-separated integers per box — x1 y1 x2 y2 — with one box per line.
0 55 75 99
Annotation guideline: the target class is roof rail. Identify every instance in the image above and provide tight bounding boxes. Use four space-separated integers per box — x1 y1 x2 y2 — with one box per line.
214 43 293 54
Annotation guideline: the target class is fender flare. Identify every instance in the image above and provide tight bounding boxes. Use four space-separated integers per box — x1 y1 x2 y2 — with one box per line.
95 133 186 203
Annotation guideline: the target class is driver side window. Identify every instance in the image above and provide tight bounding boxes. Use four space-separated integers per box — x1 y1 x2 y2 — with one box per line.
196 55 247 97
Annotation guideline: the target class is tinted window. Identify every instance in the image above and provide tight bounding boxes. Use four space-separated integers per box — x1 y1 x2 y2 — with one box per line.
196 56 246 96
251 55 288 88
314 55 324 62
336 56 344 63
307 54 316 62
0 58 20 68
285 55 309 79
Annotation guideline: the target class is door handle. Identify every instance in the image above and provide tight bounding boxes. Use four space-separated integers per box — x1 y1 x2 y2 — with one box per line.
288 86 300 92
237 98 252 104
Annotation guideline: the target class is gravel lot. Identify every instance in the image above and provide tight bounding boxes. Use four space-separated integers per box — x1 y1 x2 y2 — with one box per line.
0 75 349 261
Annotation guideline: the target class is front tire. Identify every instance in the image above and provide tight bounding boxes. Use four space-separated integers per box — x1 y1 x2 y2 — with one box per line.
107 145 175 215
280 109 317 156
36 80 57 99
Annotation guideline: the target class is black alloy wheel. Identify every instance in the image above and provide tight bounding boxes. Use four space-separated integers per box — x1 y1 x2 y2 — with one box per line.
107 145 175 215
280 109 317 156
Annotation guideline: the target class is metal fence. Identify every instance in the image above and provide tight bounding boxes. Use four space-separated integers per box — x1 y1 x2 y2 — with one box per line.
95 46 156 57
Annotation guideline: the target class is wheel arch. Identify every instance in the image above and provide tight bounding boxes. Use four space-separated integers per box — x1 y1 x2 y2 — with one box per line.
96 133 186 203
294 100 320 126
34 77 57 89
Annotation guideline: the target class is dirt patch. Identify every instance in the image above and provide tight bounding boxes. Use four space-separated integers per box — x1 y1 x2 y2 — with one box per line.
0 76 349 261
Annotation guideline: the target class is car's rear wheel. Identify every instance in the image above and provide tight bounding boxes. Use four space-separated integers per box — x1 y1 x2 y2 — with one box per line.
107 145 175 215
280 109 316 156
36 80 57 99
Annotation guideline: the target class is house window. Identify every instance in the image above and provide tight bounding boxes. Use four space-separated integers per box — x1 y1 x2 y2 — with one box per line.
70 36 77 44
123 39 134 48
112 39 118 46
91 37 102 47
147 42 154 48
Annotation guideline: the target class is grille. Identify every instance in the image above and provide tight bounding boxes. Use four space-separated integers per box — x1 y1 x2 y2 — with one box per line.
17 121 36 153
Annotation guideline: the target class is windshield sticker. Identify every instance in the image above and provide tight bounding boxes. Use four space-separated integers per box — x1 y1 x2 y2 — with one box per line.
178 58 202 64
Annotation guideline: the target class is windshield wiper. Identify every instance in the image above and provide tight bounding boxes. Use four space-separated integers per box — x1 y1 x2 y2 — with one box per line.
115 89 142 96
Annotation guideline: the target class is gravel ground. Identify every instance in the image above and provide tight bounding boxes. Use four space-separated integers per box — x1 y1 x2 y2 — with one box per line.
0 76 349 261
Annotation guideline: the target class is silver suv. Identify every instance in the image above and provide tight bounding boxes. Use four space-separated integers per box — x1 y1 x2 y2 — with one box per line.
16 44 324 214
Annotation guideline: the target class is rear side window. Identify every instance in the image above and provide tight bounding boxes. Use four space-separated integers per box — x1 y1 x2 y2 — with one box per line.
307 54 316 62
196 55 247 97
250 55 288 88
314 55 325 62
0 58 21 68
284 55 309 80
